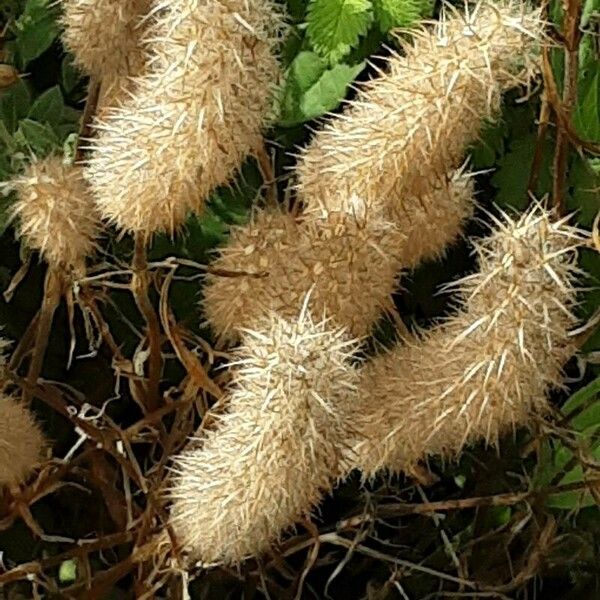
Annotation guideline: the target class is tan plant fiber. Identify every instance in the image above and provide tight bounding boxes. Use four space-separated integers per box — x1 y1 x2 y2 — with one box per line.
60 0 152 107
84 0 285 235
346 206 583 477
11 156 101 273
296 1 544 217
169 307 360 564
0 395 46 486
203 197 403 341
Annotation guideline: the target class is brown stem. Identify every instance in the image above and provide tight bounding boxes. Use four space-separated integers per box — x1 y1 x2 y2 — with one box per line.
552 0 583 213
22 269 62 403
75 76 101 163
131 233 162 411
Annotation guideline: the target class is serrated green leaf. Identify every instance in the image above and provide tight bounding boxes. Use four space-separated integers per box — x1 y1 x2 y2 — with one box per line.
306 0 373 63
300 62 364 120
27 85 64 127
14 0 60 67
373 0 431 31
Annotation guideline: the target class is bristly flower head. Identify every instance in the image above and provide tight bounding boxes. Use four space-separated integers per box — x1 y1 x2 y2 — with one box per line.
346 205 584 477
11 156 101 273
295 1 545 215
0 395 46 487
169 306 360 565
60 0 152 107
203 200 402 341
84 0 286 235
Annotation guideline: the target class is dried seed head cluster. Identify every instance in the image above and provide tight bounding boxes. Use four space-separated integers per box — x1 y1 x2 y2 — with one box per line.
204 171 475 340
11 156 101 273
61 0 152 107
296 2 543 215
0 395 46 487
203 200 402 341
346 206 583 477
169 309 359 564
84 0 285 235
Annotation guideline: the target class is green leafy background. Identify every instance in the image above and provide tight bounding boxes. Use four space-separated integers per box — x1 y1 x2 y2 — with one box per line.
0 0 599 597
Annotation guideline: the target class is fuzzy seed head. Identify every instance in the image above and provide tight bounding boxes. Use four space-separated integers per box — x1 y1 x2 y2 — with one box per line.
61 0 152 107
169 310 359 564
0 395 46 486
296 2 543 215
11 156 101 272
84 0 285 235
347 206 583 476
203 201 402 341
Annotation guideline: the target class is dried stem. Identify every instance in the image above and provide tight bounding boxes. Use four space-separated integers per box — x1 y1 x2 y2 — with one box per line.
22 268 62 403
131 233 163 411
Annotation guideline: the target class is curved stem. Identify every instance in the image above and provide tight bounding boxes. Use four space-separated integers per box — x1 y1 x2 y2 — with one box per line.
131 233 162 411
22 268 62 403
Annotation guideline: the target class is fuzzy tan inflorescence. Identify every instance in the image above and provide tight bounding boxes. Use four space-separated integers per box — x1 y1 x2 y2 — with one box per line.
203 198 402 341
202 2 546 340
60 0 152 107
346 206 583 477
11 156 101 273
169 308 360 565
84 0 285 235
295 2 543 221
0 395 46 486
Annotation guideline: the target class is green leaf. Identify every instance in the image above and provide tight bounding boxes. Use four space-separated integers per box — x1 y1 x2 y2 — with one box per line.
567 156 600 228
470 119 507 169
27 85 64 127
373 0 431 31
61 55 83 97
490 134 552 209
0 79 32 133
15 118 60 156
562 376 600 432
278 51 328 126
292 51 328 91
59 559 77 583
14 0 60 67
574 67 600 143
301 62 365 120
306 0 373 63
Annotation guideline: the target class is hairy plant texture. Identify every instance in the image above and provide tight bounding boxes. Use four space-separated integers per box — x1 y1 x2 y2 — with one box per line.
60 0 152 107
346 206 583 477
203 198 402 340
169 309 359 564
296 2 543 221
11 156 100 273
0 395 46 486
84 0 284 235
